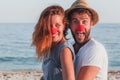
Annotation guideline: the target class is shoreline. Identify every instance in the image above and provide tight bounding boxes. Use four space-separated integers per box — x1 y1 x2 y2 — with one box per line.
0 70 120 80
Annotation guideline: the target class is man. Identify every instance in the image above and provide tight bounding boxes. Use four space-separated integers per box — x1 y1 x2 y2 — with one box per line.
65 0 108 80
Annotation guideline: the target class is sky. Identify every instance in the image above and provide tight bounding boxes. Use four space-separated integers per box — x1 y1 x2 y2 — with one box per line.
0 0 120 23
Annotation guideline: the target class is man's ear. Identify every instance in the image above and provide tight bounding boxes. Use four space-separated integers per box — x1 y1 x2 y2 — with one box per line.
90 21 94 28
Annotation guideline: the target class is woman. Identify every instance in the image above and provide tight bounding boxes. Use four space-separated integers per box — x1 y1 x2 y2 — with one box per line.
32 5 75 80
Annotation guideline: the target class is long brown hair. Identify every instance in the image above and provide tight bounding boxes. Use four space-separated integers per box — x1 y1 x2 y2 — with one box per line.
32 5 68 59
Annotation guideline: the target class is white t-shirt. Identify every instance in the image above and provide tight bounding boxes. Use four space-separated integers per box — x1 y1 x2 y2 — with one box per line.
74 39 108 80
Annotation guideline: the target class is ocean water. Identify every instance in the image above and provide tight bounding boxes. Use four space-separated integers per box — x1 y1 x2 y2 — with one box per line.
0 23 120 70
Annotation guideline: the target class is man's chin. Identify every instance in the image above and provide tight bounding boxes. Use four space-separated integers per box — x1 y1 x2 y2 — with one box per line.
76 40 85 44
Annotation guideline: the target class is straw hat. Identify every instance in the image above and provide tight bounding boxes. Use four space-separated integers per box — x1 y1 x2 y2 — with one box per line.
65 0 99 26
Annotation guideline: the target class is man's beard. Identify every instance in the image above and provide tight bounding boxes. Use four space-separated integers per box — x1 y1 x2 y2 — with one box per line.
72 29 91 45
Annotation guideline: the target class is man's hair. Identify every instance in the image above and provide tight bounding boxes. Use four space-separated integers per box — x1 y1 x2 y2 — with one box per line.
66 8 93 22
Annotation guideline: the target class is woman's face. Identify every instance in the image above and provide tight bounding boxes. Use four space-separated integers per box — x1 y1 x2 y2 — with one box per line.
50 15 64 43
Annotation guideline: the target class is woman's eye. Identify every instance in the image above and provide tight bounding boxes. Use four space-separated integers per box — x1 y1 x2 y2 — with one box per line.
56 24 61 28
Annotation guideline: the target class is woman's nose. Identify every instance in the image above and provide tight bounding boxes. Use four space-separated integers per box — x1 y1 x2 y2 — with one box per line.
51 27 57 34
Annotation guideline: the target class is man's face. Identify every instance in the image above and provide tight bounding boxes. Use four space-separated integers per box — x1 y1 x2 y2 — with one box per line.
70 12 93 44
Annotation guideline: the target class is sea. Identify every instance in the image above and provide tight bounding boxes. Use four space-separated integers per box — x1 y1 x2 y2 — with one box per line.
0 23 120 70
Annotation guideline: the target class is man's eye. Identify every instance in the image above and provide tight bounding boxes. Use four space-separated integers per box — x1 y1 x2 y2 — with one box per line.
83 20 88 24
72 20 78 23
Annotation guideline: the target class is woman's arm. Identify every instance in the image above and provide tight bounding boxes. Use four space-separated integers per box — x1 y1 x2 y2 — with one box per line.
60 47 75 80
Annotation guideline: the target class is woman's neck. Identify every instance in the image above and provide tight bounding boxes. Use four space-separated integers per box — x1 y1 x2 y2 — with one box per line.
52 37 66 47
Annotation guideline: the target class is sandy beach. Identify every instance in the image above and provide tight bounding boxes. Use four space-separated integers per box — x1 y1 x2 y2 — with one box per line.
108 70 120 80
0 70 120 80
0 70 43 80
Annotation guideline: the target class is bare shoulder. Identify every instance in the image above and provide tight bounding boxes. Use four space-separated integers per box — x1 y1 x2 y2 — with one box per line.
60 47 73 57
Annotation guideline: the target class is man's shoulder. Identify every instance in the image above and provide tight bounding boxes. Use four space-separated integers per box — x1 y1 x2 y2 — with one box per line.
88 38 104 49
81 38 106 54
82 39 107 59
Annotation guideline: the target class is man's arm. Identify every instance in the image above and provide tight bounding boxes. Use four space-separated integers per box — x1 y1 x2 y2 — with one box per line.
77 66 100 80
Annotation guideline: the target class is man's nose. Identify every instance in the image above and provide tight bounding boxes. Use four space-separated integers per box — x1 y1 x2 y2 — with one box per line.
78 21 83 25
76 24 85 31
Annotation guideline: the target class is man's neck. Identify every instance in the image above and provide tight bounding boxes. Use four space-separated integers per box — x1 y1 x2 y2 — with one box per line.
74 38 91 54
